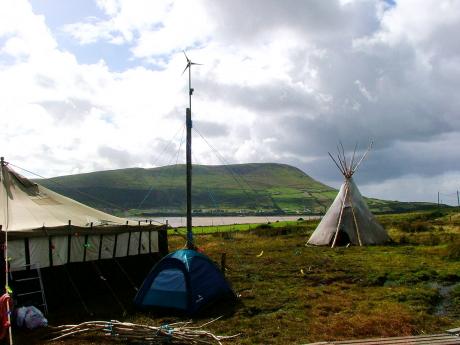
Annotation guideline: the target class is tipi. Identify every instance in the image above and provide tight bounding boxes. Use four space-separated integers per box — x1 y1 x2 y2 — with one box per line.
307 142 390 247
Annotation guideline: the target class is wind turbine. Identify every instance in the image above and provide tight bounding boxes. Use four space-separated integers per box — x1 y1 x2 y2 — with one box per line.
182 51 202 115
133 52 235 315
182 51 202 249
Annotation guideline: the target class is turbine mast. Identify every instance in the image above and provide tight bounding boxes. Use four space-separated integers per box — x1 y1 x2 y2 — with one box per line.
182 51 201 249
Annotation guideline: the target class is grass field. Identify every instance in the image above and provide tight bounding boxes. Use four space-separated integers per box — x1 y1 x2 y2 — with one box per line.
19 209 460 344
171 218 303 235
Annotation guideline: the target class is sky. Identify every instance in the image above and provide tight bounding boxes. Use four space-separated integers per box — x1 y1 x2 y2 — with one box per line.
0 0 459 205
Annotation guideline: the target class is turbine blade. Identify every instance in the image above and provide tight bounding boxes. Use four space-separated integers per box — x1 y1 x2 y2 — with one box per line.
183 50 190 62
181 63 190 75
190 62 203 66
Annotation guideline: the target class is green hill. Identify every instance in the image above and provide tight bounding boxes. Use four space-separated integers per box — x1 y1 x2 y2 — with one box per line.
36 163 438 216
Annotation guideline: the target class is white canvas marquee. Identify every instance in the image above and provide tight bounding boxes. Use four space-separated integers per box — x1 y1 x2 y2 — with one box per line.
0 160 166 271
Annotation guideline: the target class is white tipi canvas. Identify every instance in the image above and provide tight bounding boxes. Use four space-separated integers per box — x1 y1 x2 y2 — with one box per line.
307 178 390 246
307 142 390 247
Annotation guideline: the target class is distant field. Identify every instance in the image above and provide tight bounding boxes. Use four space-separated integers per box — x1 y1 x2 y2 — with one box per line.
171 218 302 235
25 209 460 345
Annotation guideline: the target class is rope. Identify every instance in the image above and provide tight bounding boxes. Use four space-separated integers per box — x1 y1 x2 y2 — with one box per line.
63 265 92 315
167 125 186 166
162 128 189 248
50 240 128 316
191 153 228 229
9 125 185 220
189 155 246 276
173 130 188 246
113 258 138 292
5 124 190 229
8 162 168 226
8 162 132 216
136 124 186 209
193 127 274 223
91 262 127 316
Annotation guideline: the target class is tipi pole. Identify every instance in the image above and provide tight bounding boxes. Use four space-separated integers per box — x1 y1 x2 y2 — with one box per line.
331 181 349 248
1 157 13 345
352 140 373 173
328 152 344 174
336 154 346 173
339 142 348 173
350 143 358 172
349 199 362 246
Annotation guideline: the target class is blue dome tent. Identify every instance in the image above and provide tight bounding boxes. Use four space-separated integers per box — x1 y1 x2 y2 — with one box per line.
134 249 234 314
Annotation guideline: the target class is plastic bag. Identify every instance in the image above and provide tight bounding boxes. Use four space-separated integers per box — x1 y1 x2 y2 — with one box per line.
15 306 48 329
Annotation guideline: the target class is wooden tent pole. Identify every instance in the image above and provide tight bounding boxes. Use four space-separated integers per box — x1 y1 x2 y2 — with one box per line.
350 198 362 246
352 140 373 173
1 158 13 345
350 143 358 172
331 180 349 248
339 142 348 173
336 153 347 173
328 152 344 174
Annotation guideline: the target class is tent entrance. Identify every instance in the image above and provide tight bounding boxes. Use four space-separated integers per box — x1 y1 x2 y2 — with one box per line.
143 268 188 310
330 207 353 247
330 229 350 247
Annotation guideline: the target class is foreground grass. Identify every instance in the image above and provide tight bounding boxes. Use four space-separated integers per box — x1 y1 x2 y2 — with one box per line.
25 211 460 344
172 226 460 343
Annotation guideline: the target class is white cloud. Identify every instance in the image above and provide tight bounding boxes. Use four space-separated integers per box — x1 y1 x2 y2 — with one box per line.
1 0 460 205
63 0 180 49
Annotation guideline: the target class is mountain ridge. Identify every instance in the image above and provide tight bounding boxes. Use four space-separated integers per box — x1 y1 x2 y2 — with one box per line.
36 162 439 216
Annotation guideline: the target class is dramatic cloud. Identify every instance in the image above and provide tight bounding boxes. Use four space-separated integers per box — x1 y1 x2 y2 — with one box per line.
1 0 459 204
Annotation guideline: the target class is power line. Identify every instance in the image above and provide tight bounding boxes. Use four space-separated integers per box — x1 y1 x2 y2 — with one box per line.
8 162 166 226
149 123 186 167
9 162 128 212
